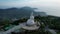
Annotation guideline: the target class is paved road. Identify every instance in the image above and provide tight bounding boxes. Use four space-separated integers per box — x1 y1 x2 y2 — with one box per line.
45 26 57 34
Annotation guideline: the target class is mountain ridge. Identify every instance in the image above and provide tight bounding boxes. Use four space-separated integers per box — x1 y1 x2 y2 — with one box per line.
0 7 47 19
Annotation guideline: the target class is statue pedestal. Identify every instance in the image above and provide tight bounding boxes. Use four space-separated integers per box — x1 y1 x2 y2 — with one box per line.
22 25 40 30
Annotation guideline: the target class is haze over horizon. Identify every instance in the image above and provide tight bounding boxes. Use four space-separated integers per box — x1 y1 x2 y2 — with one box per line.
0 0 60 17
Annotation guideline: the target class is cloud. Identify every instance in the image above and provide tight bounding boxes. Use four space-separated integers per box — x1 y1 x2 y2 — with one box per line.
0 0 60 16
0 0 60 7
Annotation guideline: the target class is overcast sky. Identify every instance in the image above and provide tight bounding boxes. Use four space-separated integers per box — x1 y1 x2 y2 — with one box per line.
0 0 60 17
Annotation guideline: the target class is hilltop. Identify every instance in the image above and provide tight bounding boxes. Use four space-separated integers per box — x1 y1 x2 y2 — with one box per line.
0 7 47 19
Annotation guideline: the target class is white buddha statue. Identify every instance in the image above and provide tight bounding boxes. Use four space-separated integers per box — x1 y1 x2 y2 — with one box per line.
22 12 40 30
26 12 35 26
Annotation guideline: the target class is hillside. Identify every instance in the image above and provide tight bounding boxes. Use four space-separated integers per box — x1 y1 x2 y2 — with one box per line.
0 7 47 19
